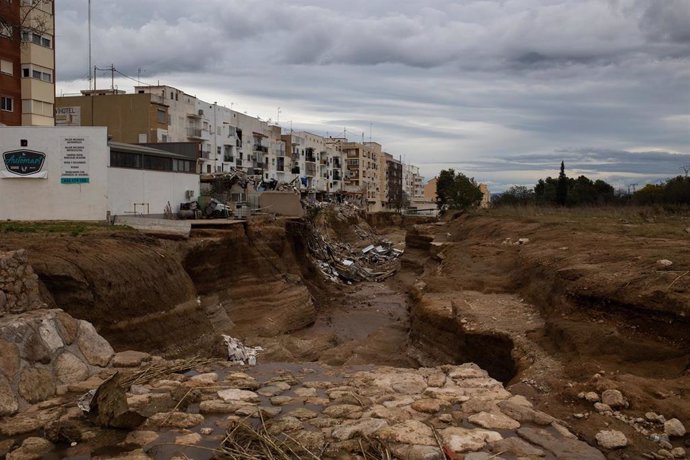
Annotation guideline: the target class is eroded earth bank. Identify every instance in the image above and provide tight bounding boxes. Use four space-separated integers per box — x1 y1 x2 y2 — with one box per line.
0 207 688 459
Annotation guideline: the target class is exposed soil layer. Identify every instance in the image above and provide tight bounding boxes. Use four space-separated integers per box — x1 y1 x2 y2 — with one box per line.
394 210 690 458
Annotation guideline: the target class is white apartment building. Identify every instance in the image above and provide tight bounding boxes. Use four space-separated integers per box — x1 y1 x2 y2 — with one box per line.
281 131 342 193
403 164 424 199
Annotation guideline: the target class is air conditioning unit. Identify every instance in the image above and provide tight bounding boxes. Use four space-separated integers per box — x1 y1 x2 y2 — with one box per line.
185 190 195 200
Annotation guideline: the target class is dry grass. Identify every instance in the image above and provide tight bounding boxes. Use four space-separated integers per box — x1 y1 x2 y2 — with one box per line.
218 415 393 460
480 205 690 239
119 356 217 388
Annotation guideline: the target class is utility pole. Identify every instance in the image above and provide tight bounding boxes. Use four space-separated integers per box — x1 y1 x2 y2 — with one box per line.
110 64 114 91
88 0 92 90
631 183 638 193
213 102 218 172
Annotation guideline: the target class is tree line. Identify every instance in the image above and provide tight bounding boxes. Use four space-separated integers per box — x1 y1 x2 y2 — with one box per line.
492 162 690 207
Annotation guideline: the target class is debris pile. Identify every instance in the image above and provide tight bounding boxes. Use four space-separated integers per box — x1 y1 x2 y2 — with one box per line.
222 335 262 366
302 203 404 283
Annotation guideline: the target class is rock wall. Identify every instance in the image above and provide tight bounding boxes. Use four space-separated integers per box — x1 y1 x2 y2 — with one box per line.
0 309 113 416
0 233 214 355
183 219 316 338
0 250 46 316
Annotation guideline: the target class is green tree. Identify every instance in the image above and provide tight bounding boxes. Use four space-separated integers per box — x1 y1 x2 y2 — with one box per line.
436 169 483 210
556 161 568 206
492 185 535 206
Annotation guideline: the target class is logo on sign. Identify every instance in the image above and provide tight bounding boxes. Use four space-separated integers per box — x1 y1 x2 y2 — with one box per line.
2 150 46 176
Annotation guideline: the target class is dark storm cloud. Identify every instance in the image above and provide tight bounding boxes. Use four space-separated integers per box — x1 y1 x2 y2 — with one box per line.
55 0 690 189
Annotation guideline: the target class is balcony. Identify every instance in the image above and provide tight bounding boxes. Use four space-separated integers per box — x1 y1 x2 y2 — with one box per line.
332 171 342 181
305 163 317 177
201 151 211 159
187 128 210 140
291 166 300 174
236 159 243 166
254 145 268 153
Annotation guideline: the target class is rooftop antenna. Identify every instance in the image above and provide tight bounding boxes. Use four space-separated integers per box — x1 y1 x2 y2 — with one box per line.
369 121 372 143
276 107 281 126
88 0 92 90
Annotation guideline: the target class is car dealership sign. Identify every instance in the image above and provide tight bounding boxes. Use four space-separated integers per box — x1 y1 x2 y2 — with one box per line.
1 150 47 178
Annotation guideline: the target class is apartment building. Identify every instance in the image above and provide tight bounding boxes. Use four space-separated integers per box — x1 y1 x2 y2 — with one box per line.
279 131 342 193
383 153 403 210
337 140 385 211
403 164 424 200
0 0 55 126
56 89 170 144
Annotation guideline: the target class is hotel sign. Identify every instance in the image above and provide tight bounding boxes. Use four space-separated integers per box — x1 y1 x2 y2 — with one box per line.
1 150 47 178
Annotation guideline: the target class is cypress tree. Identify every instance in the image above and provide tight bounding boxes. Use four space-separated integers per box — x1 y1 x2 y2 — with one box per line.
556 161 568 206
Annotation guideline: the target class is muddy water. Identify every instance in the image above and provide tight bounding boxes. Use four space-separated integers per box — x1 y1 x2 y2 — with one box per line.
296 282 417 367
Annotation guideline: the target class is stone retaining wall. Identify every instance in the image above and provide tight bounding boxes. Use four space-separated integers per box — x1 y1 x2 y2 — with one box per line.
0 250 45 317
0 309 114 416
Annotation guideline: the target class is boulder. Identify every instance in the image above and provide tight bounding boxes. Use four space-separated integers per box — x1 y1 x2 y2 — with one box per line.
664 418 686 437
112 351 150 368
6 437 54 460
468 411 520 430
54 352 89 385
331 418 389 441
601 389 626 408
0 339 20 377
0 373 18 416
17 368 55 403
441 426 502 453
77 321 114 367
376 420 437 446
217 389 259 403
595 430 628 449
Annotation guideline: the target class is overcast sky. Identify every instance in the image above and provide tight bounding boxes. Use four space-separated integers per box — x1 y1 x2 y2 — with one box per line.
55 0 690 191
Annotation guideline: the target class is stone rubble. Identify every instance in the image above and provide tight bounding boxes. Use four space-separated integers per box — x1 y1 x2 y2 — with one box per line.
0 250 46 317
0 359 613 459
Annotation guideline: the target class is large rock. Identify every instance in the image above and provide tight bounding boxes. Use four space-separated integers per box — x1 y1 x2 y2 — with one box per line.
664 418 686 437
441 427 502 453
601 389 626 408
217 389 259 403
518 427 606 459
0 373 18 416
54 352 89 384
77 321 114 367
112 351 151 368
38 319 63 353
6 437 54 460
468 411 520 430
0 339 20 378
331 418 389 441
376 420 437 446
490 437 545 457
20 329 50 364
17 368 55 403
55 311 78 345
595 430 628 449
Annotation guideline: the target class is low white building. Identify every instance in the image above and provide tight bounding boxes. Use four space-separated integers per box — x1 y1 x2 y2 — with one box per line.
0 127 199 220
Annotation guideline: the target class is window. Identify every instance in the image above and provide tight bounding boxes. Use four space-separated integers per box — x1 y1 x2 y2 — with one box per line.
22 65 52 82
110 151 141 169
0 59 12 75
156 109 166 124
1 96 13 112
22 30 52 48
0 23 12 39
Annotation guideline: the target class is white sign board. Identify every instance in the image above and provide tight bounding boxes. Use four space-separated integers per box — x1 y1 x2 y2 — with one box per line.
55 106 81 126
61 137 90 184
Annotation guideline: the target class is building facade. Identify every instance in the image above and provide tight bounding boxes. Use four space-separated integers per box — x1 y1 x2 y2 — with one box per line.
0 0 55 127
56 90 170 144
0 126 199 220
